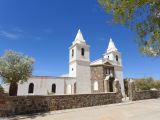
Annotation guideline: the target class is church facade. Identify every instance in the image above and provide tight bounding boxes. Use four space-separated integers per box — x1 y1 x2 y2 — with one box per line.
2 29 125 96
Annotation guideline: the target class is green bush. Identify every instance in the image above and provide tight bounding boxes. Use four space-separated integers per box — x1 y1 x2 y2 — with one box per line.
135 77 160 91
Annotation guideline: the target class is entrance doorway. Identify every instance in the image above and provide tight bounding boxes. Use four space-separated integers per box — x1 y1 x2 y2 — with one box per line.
109 78 114 92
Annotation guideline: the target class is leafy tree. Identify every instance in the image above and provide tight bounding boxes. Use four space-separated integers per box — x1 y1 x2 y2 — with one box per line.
0 50 34 96
98 0 160 56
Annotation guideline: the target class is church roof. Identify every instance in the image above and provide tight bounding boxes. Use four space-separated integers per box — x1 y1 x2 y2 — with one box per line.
72 29 86 45
60 73 69 77
31 76 75 80
91 37 121 67
90 58 103 66
90 58 114 66
106 38 118 53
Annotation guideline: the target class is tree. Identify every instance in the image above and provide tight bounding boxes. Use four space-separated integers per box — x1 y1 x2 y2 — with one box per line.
98 0 160 56
0 50 34 96
0 84 4 93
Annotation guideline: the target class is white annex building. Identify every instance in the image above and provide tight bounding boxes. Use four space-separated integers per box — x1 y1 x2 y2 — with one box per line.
3 29 125 96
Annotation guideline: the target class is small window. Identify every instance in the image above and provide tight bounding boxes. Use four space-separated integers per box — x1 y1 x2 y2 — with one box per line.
52 84 56 93
94 81 98 91
72 49 74 57
72 68 74 71
116 55 118 61
28 83 34 93
81 48 85 56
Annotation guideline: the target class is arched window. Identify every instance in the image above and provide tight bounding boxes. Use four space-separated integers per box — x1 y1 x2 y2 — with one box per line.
72 49 74 57
81 48 85 56
116 55 118 61
28 83 34 93
94 81 98 91
52 84 56 93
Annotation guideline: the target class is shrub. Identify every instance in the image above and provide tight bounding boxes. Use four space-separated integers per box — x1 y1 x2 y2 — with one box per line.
135 77 160 91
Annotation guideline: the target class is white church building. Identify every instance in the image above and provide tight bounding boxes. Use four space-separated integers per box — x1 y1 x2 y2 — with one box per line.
3 29 125 96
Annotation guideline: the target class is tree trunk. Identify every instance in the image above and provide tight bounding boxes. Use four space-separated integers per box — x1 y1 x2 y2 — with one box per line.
9 82 18 96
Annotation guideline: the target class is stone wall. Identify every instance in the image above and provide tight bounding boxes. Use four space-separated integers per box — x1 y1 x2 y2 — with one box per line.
132 91 160 101
128 80 160 101
90 65 114 93
0 92 122 117
90 66 104 93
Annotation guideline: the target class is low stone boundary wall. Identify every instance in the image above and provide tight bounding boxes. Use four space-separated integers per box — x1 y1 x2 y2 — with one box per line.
0 92 122 117
0 78 123 117
128 80 160 101
132 90 160 101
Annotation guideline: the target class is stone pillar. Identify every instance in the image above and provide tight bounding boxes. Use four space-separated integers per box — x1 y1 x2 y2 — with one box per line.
128 79 136 101
104 80 109 92
114 79 122 101
104 75 110 92
114 79 121 92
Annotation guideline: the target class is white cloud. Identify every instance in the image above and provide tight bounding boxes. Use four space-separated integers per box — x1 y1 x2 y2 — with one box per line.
0 26 44 41
0 30 19 39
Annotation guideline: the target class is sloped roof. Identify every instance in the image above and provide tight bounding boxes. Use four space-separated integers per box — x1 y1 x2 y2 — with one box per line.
106 38 118 53
72 29 86 45
30 76 75 80
90 58 114 66
90 58 103 66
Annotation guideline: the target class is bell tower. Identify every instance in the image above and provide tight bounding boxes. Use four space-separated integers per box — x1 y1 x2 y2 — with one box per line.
103 38 125 95
69 29 91 94
103 38 122 66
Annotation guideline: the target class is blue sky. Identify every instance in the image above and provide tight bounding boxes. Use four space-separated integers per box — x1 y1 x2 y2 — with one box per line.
0 0 160 82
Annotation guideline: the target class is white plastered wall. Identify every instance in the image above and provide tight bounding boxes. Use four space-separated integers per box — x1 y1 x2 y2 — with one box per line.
76 63 91 94
114 69 125 96
2 77 67 96
17 78 65 95
65 79 76 94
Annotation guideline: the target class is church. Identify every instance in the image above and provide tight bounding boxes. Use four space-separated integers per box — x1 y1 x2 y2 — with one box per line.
3 29 125 96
